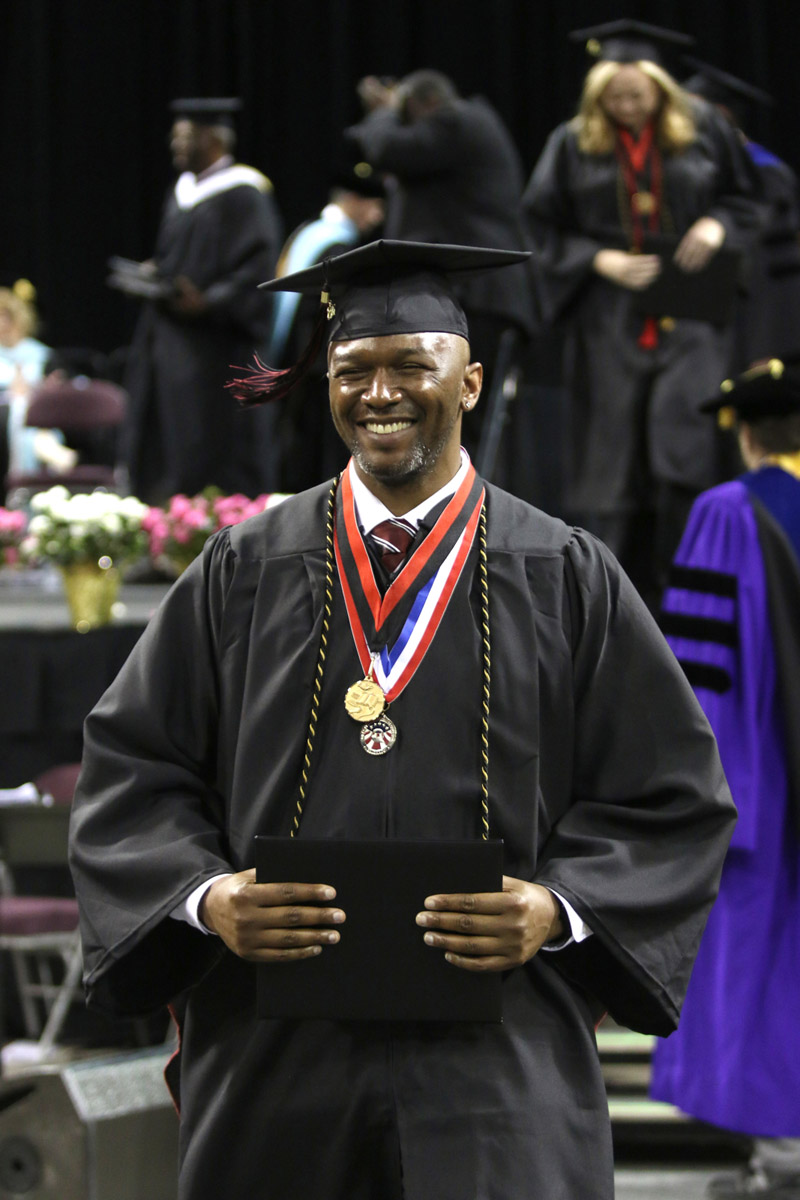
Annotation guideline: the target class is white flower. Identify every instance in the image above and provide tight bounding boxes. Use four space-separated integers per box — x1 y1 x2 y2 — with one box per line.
28 515 50 534
101 514 122 534
30 486 70 512
119 497 147 519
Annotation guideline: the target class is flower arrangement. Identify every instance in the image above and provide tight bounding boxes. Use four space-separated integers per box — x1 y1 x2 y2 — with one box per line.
21 486 150 568
0 508 27 568
143 489 290 571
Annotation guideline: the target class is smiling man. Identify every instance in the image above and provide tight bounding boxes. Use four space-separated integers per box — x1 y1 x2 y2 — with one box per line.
70 241 736 1200
328 331 481 502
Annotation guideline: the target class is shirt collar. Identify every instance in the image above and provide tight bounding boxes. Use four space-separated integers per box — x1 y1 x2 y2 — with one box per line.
348 448 471 535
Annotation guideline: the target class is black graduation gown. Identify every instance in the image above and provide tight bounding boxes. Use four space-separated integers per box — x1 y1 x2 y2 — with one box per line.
347 98 536 336
523 100 761 511
69 482 735 1200
735 144 800 366
125 170 283 503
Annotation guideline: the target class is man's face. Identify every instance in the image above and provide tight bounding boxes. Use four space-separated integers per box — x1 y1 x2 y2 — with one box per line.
328 332 482 510
170 120 210 174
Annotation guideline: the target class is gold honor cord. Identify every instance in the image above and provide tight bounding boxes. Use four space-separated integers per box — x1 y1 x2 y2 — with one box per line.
478 505 491 841
291 486 492 839
292 477 338 837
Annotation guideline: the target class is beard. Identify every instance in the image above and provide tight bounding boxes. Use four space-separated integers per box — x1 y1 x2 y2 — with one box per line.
345 411 461 489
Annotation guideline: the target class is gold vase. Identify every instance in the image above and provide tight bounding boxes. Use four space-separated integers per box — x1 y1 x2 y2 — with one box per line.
60 562 121 632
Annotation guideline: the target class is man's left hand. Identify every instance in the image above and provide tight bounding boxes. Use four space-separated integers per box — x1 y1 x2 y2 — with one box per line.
416 876 564 971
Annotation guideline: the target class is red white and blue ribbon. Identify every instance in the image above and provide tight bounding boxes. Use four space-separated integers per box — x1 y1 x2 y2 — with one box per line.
335 461 484 704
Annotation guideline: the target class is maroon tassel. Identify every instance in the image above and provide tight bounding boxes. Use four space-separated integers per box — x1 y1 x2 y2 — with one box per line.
226 304 329 407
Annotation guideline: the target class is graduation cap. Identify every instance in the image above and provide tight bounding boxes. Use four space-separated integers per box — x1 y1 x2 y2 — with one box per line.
227 239 530 406
682 57 773 125
701 358 800 428
169 97 242 127
331 159 386 199
569 19 694 66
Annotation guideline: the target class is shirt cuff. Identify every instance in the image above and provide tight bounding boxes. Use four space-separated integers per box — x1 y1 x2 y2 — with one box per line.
539 889 593 951
170 874 232 934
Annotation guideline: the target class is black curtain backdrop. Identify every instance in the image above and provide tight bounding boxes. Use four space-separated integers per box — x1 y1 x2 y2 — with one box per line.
2 0 797 355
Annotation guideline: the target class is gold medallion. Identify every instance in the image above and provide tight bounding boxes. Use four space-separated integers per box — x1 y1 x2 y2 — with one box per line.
344 675 386 722
632 190 656 215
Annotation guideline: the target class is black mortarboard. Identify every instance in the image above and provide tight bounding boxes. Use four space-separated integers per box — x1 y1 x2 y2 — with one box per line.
227 240 530 406
331 159 386 199
569 19 694 66
701 358 800 427
682 57 773 123
169 97 241 127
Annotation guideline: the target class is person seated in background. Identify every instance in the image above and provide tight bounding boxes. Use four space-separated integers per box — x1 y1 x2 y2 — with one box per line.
650 357 800 1200
0 282 77 498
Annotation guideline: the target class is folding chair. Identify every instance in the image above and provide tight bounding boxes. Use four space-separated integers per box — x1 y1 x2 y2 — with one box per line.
4 377 129 506
0 764 82 1057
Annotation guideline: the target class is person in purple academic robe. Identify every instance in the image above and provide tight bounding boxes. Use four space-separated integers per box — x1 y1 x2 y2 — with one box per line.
650 357 800 1200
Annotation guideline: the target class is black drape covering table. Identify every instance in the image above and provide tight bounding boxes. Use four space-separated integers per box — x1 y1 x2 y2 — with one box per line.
0 580 169 785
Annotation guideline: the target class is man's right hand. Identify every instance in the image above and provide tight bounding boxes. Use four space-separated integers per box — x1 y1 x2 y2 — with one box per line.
593 249 662 290
200 869 345 962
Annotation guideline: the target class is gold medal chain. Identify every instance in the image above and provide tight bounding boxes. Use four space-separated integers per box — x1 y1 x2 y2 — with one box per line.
292 477 338 837
292 485 492 838
478 506 491 841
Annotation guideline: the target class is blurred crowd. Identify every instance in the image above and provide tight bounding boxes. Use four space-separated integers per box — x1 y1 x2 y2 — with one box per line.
2 26 799 597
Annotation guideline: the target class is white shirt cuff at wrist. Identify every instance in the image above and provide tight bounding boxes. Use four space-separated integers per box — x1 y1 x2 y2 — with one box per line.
539 890 593 951
170 874 232 934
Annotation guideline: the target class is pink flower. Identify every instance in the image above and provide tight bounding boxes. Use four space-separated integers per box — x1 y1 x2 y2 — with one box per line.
168 495 195 519
142 507 166 532
0 508 26 534
184 509 211 529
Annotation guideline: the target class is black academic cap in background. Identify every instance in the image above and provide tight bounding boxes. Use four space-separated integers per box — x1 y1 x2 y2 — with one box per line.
169 97 242 127
701 358 800 426
569 19 694 67
682 57 773 125
330 156 386 199
227 240 530 406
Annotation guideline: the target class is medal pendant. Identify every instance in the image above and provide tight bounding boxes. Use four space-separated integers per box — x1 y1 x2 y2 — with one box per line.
344 675 386 723
360 714 397 756
632 190 656 216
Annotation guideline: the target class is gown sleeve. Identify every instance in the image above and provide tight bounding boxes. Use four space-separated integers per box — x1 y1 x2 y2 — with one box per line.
69 530 238 1016
534 530 737 1035
522 124 607 324
691 100 763 245
346 106 466 176
658 484 773 852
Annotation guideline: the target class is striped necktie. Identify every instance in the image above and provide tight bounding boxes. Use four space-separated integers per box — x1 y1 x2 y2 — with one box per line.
369 517 416 576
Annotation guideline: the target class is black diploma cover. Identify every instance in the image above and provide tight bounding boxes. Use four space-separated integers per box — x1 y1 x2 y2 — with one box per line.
255 837 504 1022
632 234 743 324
